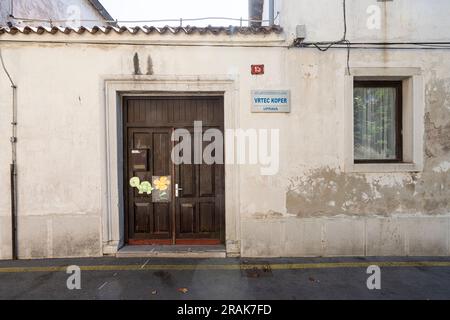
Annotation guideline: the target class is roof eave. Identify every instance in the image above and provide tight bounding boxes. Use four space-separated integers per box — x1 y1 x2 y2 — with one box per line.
0 25 284 36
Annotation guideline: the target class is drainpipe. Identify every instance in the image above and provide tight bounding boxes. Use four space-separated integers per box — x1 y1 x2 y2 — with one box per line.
269 0 275 26
10 0 14 16
249 0 264 27
0 49 18 260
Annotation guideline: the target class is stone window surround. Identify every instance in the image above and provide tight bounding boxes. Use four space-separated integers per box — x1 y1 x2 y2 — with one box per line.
344 67 425 173
101 75 241 256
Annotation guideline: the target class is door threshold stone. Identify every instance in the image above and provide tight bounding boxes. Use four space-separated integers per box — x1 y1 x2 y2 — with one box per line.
116 245 226 258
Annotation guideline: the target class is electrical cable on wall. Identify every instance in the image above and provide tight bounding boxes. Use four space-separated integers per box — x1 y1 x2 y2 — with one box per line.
293 0 450 69
0 48 18 260
3 38 450 50
5 2 450 53
0 50 15 88
293 0 351 74
7 5 450 50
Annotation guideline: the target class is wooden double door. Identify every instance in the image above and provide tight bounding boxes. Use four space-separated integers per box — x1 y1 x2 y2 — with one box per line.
124 96 225 245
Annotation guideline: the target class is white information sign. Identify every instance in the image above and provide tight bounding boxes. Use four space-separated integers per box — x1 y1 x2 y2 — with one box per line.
251 90 291 113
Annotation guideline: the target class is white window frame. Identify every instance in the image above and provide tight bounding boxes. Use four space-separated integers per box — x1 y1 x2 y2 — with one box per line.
344 67 424 173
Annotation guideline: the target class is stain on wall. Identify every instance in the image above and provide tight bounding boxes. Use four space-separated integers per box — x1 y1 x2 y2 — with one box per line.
133 52 142 75
286 76 450 217
53 233 100 257
147 55 154 75
132 53 154 75
425 77 450 156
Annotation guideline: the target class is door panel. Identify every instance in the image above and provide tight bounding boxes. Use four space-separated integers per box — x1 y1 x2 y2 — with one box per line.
124 96 225 245
199 164 215 197
152 132 170 175
179 203 195 234
180 164 195 197
134 203 150 234
154 203 170 233
126 128 172 241
199 202 215 233
174 128 224 241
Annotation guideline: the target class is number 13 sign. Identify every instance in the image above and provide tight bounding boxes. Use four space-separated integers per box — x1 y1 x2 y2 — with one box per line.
251 64 264 75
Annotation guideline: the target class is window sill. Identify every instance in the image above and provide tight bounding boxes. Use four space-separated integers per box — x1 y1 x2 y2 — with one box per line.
345 162 422 173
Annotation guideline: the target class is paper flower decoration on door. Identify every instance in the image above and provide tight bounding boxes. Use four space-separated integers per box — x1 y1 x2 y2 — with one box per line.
129 177 154 195
152 176 171 202
153 176 170 191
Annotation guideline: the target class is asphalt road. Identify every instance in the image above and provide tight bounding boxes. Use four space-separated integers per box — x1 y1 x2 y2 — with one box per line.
1 256 450 300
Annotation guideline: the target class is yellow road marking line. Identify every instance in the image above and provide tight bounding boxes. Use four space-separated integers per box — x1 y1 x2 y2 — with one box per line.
0 261 450 273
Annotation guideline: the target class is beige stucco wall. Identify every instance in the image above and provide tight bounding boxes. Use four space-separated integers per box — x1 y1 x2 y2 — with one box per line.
1 0 450 259
279 0 450 42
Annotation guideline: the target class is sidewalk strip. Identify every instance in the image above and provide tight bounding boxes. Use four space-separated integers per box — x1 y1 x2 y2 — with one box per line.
1 261 450 273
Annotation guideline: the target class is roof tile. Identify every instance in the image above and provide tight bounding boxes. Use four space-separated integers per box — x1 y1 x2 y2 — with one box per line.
0 25 283 36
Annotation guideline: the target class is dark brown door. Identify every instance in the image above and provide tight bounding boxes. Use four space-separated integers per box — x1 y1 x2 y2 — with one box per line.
174 129 225 244
123 96 225 245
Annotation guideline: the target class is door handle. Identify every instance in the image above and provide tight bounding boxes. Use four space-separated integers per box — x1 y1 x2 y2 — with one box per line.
175 184 183 197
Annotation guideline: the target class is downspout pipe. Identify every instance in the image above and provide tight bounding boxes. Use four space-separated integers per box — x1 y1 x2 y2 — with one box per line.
269 0 275 26
0 49 18 260
249 0 264 27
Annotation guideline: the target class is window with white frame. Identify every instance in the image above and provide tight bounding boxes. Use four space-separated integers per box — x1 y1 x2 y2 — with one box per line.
344 68 424 173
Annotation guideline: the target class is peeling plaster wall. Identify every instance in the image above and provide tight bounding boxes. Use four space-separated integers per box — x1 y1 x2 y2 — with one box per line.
241 50 450 256
0 2 450 259
0 40 448 259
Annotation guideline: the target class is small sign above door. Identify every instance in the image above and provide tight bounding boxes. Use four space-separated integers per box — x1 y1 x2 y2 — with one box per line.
251 90 291 113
